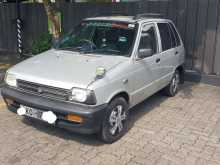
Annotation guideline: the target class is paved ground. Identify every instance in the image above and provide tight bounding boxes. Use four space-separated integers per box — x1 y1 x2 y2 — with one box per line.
0 82 220 165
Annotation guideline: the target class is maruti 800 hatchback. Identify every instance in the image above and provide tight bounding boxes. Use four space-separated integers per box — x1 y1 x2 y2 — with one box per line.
1 14 185 143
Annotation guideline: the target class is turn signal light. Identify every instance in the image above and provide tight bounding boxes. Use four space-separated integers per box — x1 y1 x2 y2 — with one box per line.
65 114 83 123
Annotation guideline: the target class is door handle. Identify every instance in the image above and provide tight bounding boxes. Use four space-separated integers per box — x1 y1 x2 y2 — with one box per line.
123 79 128 84
156 58 160 63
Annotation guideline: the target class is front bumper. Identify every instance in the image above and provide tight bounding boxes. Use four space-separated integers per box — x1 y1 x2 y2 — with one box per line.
1 86 108 134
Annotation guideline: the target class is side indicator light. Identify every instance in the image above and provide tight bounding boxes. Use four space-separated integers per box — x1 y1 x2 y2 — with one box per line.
65 114 83 123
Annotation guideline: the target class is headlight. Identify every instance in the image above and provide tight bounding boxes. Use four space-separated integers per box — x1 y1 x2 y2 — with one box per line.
5 73 17 87
69 88 96 105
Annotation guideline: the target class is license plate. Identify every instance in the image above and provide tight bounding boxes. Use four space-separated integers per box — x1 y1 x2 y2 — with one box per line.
23 106 43 120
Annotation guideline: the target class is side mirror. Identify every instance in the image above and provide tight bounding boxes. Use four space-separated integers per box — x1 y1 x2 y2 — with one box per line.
138 48 153 59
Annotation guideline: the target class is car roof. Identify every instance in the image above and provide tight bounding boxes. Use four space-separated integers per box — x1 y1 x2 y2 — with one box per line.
84 16 171 24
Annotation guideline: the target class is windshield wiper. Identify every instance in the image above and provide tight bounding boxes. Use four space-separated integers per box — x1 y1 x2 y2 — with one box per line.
58 47 97 55
57 46 83 52
80 50 96 54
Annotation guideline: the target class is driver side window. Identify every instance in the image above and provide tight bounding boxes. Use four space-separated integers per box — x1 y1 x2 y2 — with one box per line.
138 24 158 57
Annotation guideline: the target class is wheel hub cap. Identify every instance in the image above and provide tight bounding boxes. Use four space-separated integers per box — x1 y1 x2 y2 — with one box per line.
109 105 126 135
172 73 180 93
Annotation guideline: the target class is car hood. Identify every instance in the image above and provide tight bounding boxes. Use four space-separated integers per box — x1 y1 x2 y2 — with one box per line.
9 49 127 89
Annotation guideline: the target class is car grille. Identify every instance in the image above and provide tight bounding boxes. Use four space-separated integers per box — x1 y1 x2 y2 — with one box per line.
17 79 70 101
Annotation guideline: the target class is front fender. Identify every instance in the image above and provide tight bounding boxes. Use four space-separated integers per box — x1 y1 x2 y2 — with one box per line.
88 76 132 106
106 90 130 104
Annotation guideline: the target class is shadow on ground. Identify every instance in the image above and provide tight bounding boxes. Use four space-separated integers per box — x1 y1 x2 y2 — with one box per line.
21 82 197 146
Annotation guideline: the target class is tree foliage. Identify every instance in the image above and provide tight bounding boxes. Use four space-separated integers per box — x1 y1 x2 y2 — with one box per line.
31 33 52 55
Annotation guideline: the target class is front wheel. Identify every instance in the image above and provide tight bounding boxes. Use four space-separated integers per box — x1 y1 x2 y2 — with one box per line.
100 97 129 143
164 70 180 97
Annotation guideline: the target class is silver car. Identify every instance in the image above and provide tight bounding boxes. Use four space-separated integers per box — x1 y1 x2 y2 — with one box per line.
1 15 185 143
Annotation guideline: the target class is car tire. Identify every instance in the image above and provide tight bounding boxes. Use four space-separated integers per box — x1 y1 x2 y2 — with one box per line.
164 70 180 97
100 97 129 143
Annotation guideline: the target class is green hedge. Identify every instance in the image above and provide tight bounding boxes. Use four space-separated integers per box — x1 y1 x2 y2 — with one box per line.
31 33 52 55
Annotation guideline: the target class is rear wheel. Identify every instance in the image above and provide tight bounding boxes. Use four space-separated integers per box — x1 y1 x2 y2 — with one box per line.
164 70 180 97
100 97 129 143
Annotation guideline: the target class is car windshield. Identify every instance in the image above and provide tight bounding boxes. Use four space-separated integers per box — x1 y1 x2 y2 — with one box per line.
54 21 136 57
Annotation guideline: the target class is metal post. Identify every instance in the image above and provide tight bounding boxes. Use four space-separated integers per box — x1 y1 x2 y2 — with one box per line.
16 0 22 58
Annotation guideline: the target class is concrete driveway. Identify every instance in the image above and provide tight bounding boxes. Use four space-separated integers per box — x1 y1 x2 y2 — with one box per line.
0 82 220 165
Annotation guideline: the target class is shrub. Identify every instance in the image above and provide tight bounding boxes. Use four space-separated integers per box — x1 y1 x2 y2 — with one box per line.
31 33 52 55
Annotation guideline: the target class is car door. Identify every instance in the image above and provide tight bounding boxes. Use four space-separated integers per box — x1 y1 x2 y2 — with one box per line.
156 22 177 89
130 23 161 106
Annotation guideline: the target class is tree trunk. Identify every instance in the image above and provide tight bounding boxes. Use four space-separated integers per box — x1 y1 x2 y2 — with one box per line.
42 0 60 39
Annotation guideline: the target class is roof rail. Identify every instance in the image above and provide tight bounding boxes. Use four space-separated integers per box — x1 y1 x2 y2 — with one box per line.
93 12 129 17
134 13 164 20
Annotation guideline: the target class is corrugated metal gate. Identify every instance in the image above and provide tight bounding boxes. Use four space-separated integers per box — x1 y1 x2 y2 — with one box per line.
0 0 220 75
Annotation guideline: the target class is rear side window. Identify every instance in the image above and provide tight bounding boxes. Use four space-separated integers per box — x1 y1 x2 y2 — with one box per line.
158 23 172 51
169 25 176 48
169 23 181 46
